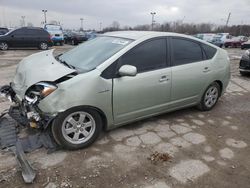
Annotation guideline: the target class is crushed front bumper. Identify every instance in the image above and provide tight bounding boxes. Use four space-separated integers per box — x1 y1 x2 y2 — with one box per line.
0 84 56 129
0 85 58 183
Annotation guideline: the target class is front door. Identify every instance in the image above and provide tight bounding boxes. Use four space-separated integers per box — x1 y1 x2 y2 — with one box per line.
113 38 172 124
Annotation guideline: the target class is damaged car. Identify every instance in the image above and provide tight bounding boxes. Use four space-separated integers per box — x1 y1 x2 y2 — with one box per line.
0 31 230 150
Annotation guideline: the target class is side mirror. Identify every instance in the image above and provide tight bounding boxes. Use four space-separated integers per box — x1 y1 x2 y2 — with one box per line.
118 65 137 77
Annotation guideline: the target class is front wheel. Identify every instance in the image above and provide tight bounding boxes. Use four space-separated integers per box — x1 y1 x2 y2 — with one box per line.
0 42 8 50
52 107 103 150
198 82 221 111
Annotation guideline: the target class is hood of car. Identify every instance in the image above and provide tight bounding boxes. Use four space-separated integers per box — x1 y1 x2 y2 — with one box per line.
11 49 76 99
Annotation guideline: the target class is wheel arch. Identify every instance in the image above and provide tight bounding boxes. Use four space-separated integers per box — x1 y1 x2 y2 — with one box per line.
214 80 223 96
47 105 108 131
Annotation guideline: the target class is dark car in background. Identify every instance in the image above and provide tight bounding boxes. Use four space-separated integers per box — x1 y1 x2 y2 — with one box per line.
64 31 88 45
0 27 53 50
239 50 250 76
0 27 9 35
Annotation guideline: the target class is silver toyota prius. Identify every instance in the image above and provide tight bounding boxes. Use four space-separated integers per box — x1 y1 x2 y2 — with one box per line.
0 31 230 149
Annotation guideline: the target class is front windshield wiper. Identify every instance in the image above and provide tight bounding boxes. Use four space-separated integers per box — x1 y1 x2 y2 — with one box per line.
55 55 76 70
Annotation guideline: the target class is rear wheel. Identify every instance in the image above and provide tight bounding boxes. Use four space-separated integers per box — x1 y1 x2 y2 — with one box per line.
52 107 103 150
39 42 48 50
0 42 8 50
198 82 221 111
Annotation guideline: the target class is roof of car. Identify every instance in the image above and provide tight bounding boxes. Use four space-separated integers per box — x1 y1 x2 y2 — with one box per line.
104 31 188 40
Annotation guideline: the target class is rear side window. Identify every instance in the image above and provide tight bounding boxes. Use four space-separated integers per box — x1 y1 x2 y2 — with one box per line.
172 38 203 66
12 29 25 35
202 44 217 59
120 38 167 73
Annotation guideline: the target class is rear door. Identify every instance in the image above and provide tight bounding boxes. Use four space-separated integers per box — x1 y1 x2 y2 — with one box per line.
169 37 212 108
113 38 172 124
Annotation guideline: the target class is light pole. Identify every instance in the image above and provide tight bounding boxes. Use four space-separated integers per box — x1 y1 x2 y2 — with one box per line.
21 16 25 27
80 18 84 31
150 12 156 30
42 10 47 24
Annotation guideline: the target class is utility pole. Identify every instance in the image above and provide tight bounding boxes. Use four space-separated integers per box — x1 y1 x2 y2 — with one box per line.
21 16 25 27
226 12 231 27
80 18 84 31
150 12 156 30
240 20 243 35
99 22 102 31
42 10 47 24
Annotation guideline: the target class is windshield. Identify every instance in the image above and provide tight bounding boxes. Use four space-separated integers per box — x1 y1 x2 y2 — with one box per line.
58 36 132 72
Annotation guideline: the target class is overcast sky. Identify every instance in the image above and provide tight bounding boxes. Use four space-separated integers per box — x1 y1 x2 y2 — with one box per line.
0 0 250 30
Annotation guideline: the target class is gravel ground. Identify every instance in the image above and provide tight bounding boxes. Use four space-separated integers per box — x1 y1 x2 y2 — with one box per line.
0 46 249 188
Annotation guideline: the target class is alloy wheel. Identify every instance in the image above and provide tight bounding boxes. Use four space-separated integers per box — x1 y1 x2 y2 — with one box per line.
62 111 96 145
40 42 48 50
204 86 219 108
0 42 8 50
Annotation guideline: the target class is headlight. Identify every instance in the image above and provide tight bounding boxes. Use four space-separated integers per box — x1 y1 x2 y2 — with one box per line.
36 82 57 97
25 82 57 103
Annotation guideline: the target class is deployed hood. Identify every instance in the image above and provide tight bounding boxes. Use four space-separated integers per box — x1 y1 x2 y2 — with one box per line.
11 49 75 99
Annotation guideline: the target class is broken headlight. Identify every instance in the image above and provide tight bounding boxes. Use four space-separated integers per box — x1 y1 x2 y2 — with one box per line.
25 82 57 104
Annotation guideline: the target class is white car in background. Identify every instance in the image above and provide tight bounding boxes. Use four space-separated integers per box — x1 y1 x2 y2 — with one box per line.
44 24 64 46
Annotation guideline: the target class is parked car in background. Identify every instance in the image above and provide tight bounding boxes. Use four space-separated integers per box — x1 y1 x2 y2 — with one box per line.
239 50 250 76
210 37 224 48
224 36 248 48
0 31 230 149
64 31 88 45
210 33 232 48
195 33 216 42
0 27 9 35
0 27 52 50
241 41 250 49
85 31 97 40
44 24 64 45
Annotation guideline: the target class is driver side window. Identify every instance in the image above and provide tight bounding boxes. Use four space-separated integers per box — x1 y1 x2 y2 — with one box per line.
120 38 167 73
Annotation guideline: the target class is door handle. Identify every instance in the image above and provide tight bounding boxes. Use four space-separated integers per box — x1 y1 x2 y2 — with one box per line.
203 67 211 73
159 75 169 82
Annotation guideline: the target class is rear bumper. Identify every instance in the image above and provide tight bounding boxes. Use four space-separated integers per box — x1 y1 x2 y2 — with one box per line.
51 37 64 43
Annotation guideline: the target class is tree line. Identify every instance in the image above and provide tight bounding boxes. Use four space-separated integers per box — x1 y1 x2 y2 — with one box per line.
103 21 250 36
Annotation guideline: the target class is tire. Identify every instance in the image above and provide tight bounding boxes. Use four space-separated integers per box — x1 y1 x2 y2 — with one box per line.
0 42 8 50
51 107 103 150
39 42 48 50
198 82 221 111
71 40 76 45
240 71 249 76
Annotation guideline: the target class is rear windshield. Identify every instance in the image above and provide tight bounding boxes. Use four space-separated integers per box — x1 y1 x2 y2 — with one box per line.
45 25 62 31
